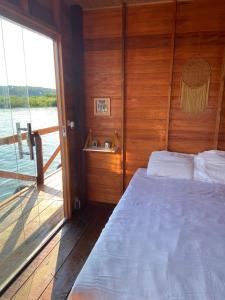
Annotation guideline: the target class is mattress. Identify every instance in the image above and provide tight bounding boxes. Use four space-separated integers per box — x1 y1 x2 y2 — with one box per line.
68 168 225 300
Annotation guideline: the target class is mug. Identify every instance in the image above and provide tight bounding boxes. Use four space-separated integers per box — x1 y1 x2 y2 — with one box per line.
104 141 111 149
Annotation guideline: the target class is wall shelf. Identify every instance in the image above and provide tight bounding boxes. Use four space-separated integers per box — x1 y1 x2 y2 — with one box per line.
83 129 119 154
83 146 118 153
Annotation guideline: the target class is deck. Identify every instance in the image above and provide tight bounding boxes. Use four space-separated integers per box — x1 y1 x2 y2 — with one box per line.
0 169 64 292
1 202 114 300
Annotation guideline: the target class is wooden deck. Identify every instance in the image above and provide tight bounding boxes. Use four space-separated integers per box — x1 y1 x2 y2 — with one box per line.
0 169 64 293
1 202 114 300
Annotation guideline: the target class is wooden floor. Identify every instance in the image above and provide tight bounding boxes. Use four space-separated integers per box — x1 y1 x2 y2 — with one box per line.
1 202 114 300
0 170 64 294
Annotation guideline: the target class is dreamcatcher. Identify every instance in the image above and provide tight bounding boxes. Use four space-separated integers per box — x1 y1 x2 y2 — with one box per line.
180 57 211 113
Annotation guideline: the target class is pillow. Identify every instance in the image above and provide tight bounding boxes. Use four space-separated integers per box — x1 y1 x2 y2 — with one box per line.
195 150 225 160
147 151 194 180
194 150 225 184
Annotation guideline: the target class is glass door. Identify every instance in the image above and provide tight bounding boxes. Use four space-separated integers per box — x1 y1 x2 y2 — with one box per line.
0 16 64 293
0 18 36 202
0 23 20 201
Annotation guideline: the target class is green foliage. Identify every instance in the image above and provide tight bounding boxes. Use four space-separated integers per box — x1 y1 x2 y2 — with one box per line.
29 96 57 107
0 85 57 108
0 85 56 97
0 95 57 108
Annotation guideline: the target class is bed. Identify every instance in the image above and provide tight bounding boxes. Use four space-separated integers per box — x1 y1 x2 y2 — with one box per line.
68 168 225 300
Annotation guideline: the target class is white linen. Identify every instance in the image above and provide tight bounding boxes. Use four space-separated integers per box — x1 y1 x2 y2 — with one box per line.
194 150 225 184
147 150 194 179
68 169 225 300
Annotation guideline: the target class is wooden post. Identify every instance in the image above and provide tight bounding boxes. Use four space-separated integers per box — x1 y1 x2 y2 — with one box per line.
34 132 44 185
121 3 126 191
166 0 177 150
214 48 225 149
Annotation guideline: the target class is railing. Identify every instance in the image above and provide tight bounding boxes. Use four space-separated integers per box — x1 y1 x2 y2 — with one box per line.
0 126 61 185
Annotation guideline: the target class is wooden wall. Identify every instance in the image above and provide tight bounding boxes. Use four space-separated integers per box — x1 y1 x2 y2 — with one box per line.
83 0 225 204
125 2 174 184
218 76 225 149
169 0 225 153
1 0 225 207
83 8 123 203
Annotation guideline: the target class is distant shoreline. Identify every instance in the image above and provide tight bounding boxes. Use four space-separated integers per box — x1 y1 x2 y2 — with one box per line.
0 96 57 108
0 86 56 108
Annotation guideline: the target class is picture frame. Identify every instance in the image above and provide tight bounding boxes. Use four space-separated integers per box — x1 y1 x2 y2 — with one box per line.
94 98 111 116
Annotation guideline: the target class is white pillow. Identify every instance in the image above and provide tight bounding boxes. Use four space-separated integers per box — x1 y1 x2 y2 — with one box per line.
147 151 194 180
194 150 225 184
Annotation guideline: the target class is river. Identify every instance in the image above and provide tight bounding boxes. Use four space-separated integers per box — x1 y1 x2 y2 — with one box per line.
0 107 61 201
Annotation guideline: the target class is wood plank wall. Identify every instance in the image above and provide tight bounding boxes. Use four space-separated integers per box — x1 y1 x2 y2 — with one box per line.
126 2 174 184
57 3 87 209
83 8 123 203
28 0 55 26
218 84 225 149
168 0 225 153
83 0 225 204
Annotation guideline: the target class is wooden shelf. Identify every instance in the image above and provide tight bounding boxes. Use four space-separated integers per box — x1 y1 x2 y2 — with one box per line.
83 147 118 153
83 129 119 154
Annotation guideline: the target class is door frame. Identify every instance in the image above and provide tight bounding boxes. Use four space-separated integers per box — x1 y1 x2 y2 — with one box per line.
0 1 72 219
53 37 72 219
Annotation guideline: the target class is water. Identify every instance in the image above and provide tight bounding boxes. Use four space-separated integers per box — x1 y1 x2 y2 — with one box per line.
0 107 61 201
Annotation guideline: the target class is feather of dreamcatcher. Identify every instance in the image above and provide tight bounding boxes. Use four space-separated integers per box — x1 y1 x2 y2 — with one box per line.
180 58 211 113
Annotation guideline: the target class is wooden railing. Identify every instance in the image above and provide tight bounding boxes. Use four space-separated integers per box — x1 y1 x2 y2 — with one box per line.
0 126 61 185
0 126 59 146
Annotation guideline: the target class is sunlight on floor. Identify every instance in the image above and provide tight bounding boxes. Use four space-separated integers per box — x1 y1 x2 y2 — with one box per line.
0 169 64 291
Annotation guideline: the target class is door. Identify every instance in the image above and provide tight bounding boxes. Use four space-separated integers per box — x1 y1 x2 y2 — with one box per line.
0 16 64 292
0 17 36 201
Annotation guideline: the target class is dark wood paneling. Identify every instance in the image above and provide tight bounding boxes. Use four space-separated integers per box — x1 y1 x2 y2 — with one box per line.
60 4 87 207
176 0 225 34
8 0 20 6
84 8 122 39
0 0 60 31
168 2 225 153
84 1 225 203
125 2 174 185
83 8 123 204
127 2 175 36
218 80 225 150
28 0 54 25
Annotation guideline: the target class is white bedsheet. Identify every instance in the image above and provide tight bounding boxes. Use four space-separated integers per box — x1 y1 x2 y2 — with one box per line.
68 169 225 300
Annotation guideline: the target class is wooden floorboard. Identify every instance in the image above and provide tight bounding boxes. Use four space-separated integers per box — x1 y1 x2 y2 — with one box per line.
39 205 114 300
1 202 114 300
0 170 64 294
1 222 74 300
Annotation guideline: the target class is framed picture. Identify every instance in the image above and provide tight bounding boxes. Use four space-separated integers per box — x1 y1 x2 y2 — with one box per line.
94 98 111 116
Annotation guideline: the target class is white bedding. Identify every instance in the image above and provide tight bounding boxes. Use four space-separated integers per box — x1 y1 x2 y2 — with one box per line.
147 151 194 180
68 169 225 300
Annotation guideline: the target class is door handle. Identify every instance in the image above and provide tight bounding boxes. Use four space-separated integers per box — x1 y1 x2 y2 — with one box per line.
27 123 34 160
16 122 24 159
16 122 34 160
67 120 75 129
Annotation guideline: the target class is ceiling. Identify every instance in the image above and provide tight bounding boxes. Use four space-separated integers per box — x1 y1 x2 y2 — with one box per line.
65 0 168 10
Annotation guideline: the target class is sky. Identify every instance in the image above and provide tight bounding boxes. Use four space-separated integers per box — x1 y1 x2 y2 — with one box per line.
0 17 56 89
